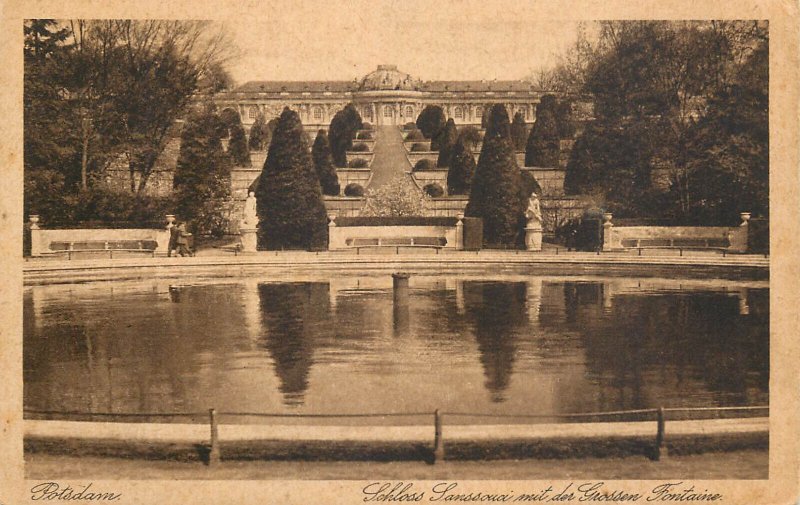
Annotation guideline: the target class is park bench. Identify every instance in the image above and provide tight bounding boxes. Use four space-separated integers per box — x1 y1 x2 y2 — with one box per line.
345 236 447 254
45 239 160 259
620 237 732 256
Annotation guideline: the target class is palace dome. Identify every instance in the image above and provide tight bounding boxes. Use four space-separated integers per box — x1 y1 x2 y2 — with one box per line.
359 65 419 91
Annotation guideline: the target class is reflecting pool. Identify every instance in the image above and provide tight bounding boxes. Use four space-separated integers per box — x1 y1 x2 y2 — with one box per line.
24 275 768 421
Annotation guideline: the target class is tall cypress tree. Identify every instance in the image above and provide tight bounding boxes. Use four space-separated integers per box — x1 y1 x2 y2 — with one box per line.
248 113 270 151
436 119 458 167
447 135 477 195
256 108 328 250
328 103 363 167
312 129 340 196
525 95 561 167
228 120 252 166
465 104 525 246
510 112 528 151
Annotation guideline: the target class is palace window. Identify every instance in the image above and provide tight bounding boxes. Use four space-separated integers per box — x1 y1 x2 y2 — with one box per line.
454 107 464 119
248 106 259 119
405 106 414 118
475 107 483 118
363 107 373 120
313 106 324 120
384 105 393 117
519 105 528 119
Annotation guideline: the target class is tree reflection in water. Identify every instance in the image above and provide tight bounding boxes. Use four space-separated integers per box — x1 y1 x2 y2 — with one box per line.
462 281 528 402
258 282 331 406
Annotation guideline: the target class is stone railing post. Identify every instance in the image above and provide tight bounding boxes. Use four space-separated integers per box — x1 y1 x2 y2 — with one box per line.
602 212 614 252
455 213 464 250
29 215 41 256
327 214 337 250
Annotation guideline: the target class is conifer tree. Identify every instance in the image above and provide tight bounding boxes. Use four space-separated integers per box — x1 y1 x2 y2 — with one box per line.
465 104 526 246
311 129 340 196
525 95 560 167
328 103 363 167
436 119 458 167
248 113 270 151
446 136 477 195
228 120 252 166
256 108 328 250
511 112 528 151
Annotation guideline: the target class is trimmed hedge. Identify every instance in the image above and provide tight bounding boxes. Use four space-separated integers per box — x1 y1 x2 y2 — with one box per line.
350 142 370 152
348 158 370 168
361 122 373 130
335 216 459 227
356 131 373 140
343 183 365 197
410 143 429 152
423 183 445 197
413 159 436 171
404 130 425 141
403 122 417 130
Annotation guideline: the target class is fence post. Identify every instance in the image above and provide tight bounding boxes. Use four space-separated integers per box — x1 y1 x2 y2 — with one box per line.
209 408 220 465
433 409 445 463
654 406 667 461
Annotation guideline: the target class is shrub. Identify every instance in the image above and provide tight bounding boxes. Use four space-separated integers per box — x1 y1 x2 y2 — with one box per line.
349 142 370 152
348 158 370 168
403 122 417 130
437 119 458 167
465 104 525 247
361 122 373 130
311 129 340 196
416 105 445 141
256 107 328 250
405 130 425 141
228 120 252 167
423 183 445 197
344 183 365 197
248 114 271 151
410 143 429 152
329 103 363 167
413 159 435 171
361 173 426 217
356 131 373 140
458 126 483 148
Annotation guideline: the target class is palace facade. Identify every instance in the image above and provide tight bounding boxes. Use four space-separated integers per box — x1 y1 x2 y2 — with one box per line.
214 65 548 129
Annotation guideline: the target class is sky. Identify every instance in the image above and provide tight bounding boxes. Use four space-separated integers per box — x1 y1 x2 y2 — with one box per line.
220 1 584 85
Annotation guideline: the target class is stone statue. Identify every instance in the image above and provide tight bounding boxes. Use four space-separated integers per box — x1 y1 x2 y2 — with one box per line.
242 191 258 228
525 193 542 228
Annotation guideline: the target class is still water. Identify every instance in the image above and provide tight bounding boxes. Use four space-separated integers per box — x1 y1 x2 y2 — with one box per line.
24 275 768 420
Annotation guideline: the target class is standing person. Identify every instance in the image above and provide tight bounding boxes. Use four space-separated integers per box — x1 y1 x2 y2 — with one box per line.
168 222 179 257
176 222 193 257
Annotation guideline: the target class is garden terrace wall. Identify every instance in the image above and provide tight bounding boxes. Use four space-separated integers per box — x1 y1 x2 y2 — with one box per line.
521 167 566 196
335 169 373 195
323 197 366 217
345 152 375 165
411 170 449 194
328 216 463 250
602 214 750 253
406 152 439 167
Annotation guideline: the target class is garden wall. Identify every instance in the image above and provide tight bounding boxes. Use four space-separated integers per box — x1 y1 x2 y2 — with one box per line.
602 214 751 252
30 226 170 257
328 216 463 250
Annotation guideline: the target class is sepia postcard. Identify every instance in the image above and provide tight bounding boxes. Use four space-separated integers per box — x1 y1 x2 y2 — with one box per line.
0 1 798 504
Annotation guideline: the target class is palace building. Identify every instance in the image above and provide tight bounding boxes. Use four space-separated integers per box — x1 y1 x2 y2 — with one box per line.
213 64 548 129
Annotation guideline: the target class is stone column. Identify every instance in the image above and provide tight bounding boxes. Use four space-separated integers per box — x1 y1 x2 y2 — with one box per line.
327 214 337 250
456 213 465 250
29 215 41 256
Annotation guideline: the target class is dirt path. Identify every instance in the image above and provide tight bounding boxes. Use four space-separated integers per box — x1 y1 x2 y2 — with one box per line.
26 450 767 480
366 126 413 189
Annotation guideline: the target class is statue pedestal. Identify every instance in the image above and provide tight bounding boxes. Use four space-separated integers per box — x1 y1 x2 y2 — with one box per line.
240 226 258 252
525 225 543 252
